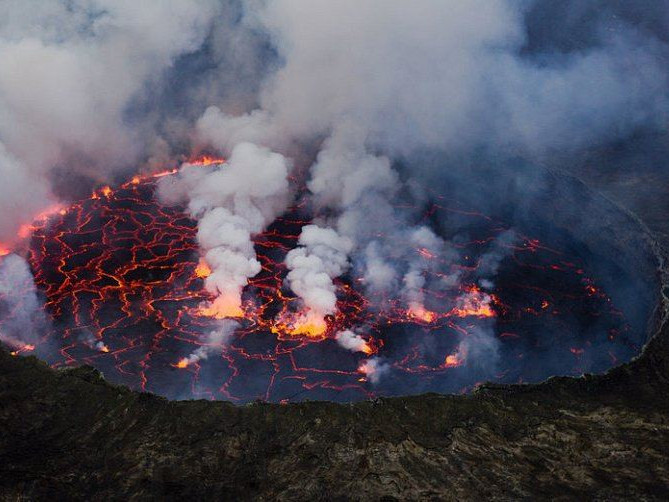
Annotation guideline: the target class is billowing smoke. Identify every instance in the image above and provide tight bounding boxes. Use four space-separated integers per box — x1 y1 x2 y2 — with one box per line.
80 331 110 354
157 142 290 317
0 1 231 245
284 225 353 333
190 0 669 381
0 254 46 349
358 357 390 385
2 0 667 245
1 1 667 390
336 329 372 354
177 319 237 368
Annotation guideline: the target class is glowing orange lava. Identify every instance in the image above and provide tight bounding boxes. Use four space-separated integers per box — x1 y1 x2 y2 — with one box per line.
9 344 35 357
198 295 244 319
17 204 66 239
0 162 634 403
151 168 179 179
444 353 464 368
407 304 437 323
272 311 328 338
194 258 212 278
450 286 496 318
188 155 226 166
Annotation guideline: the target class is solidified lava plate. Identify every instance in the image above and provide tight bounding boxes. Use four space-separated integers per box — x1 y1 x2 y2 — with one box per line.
2 168 641 403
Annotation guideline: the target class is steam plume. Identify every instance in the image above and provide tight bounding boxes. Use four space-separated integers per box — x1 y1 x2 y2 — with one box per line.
0 254 46 350
177 319 237 368
157 142 290 317
1 1 668 389
284 225 353 333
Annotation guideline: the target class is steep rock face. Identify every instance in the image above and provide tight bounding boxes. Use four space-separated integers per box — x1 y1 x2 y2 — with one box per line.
2 164 669 500
1 335 669 500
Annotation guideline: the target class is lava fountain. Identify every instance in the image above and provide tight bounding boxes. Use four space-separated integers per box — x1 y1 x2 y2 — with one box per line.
0 161 658 403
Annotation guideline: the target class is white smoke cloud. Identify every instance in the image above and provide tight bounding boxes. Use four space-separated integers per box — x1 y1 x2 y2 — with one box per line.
285 225 353 321
193 0 669 330
358 356 390 385
335 329 370 354
476 230 518 290
231 0 667 157
279 123 450 324
453 324 501 373
158 142 290 316
1 0 667 377
0 0 221 243
78 330 110 353
402 226 448 313
178 319 237 367
0 144 55 244
0 254 46 349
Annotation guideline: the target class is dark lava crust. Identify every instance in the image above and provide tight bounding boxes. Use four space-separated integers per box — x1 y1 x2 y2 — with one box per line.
2 168 669 501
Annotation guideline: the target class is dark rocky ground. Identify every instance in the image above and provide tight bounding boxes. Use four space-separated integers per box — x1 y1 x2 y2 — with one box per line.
2 340 669 501
2 151 669 500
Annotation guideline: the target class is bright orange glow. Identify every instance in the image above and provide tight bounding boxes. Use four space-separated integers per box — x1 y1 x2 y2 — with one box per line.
197 295 244 319
357 361 371 378
11 344 36 356
10 158 624 403
289 320 327 337
194 258 211 279
188 155 225 166
17 204 66 239
407 304 437 323
17 225 31 239
151 168 179 179
273 311 327 337
450 286 495 318
444 353 464 368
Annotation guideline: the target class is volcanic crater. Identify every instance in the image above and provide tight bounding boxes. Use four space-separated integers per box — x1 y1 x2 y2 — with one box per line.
4 162 660 404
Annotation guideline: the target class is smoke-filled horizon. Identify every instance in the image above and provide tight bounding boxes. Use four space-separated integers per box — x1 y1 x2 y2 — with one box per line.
0 0 667 392
0 1 666 242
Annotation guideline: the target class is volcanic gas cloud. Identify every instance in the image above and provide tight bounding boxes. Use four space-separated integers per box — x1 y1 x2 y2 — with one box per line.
0 153 638 402
0 1 666 402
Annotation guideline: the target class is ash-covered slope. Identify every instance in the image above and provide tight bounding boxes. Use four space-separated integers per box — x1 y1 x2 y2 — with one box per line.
1 338 669 500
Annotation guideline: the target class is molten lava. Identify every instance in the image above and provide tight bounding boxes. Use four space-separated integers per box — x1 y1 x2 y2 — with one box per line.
450 286 496 318
187 155 226 166
194 259 211 279
197 295 244 319
272 311 328 338
444 353 464 368
0 163 639 403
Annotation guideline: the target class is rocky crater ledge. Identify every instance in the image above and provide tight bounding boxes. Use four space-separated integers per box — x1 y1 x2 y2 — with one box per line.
2 172 669 500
